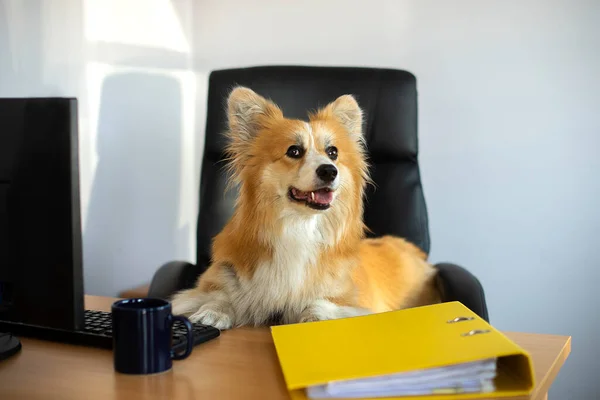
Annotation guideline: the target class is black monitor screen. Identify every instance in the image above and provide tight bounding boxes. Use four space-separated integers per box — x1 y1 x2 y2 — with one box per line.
0 98 84 331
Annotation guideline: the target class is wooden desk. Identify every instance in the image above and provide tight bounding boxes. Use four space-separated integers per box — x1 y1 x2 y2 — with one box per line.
118 283 150 299
0 296 571 400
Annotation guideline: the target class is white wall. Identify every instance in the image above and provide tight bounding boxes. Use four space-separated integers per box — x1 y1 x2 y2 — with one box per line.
1 0 598 398
1 0 206 296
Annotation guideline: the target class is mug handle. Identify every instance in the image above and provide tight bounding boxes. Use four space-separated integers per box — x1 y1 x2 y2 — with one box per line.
170 315 194 360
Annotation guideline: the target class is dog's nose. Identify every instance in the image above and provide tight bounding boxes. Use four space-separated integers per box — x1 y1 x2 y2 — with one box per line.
316 164 338 182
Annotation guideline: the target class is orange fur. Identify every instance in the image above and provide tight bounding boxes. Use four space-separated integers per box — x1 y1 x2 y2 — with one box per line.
170 87 440 329
354 236 440 313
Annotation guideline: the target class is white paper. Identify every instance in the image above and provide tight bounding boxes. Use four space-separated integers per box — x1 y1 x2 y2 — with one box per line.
306 358 497 398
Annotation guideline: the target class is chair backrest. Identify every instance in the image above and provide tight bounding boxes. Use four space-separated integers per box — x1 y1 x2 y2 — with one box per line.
196 66 430 269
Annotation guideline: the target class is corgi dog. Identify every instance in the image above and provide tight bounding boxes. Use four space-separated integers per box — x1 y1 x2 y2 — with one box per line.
170 87 441 329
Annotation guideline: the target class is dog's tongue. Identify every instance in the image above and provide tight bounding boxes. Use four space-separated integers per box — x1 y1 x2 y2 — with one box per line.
292 187 334 205
311 189 333 205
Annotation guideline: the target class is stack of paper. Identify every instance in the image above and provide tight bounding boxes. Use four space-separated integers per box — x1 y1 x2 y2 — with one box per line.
306 358 497 398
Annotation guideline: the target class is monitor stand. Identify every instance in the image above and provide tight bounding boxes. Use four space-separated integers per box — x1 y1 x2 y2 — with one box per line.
0 332 21 361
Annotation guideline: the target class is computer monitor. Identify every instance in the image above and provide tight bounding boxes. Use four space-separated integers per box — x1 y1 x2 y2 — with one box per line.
0 97 84 338
0 98 221 356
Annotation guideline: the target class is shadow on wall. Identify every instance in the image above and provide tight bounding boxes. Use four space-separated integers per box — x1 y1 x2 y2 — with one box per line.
83 72 188 296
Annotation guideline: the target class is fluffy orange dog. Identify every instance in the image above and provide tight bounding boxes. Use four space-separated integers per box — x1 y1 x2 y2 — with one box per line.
171 87 440 329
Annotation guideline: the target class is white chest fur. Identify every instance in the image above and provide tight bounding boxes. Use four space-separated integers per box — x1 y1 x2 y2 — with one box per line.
228 215 327 325
176 213 366 329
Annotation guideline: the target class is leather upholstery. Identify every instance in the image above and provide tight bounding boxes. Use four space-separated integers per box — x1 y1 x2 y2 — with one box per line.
197 66 430 272
435 263 489 322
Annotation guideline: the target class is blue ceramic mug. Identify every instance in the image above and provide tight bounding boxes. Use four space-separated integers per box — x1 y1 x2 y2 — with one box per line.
111 298 194 374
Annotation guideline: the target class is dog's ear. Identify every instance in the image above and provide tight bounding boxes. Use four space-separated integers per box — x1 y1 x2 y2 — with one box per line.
226 86 282 144
315 94 363 140
224 87 282 187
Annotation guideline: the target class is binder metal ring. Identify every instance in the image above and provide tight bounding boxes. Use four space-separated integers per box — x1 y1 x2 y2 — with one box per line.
447 316 475 323
461 329 491 337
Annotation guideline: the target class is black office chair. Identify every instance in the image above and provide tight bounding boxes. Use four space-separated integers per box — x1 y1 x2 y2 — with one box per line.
148 66 489 322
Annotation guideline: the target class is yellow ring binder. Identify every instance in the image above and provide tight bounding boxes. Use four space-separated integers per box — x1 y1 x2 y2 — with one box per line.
271 301 535 400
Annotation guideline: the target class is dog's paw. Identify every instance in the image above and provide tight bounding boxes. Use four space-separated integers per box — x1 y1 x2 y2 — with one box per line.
298 301 340 323
298 312 324 324
171 290 207 317
189 303 234 330
298 300 372 323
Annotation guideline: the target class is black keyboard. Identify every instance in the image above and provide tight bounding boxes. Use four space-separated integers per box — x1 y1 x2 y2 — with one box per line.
0 310 220 350
82 310 220 351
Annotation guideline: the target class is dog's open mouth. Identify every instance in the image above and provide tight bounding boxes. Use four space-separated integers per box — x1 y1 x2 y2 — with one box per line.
288 187 334 210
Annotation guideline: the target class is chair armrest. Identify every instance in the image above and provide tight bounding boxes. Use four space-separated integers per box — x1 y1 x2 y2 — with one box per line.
148 261 204 300
434 262 489 322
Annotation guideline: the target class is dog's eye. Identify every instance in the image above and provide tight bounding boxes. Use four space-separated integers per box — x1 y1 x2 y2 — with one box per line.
326 146 338 161
286 145 304 159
